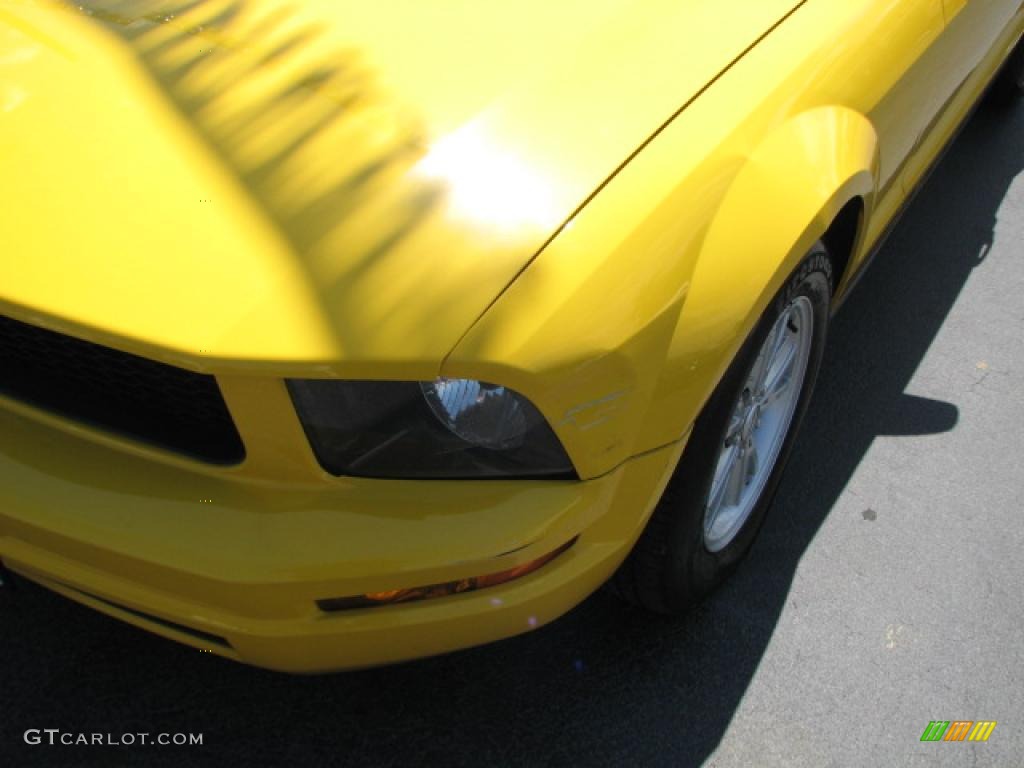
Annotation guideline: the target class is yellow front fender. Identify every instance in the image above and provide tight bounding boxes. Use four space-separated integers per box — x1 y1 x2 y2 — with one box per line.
692 106 879 329
637 107 880 454
447 103 879 480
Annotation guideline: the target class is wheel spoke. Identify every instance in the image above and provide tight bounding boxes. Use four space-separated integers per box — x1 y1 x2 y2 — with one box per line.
754 311 791 393
749 331 774 391
742 441 759 484
706 446 740 531
722 446 748 509
761 335 799 405
725 410 744 445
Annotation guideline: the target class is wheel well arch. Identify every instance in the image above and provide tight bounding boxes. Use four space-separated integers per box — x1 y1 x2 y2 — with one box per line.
821 196 865 295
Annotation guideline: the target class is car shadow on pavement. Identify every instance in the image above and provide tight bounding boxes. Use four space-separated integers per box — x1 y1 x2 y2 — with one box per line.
2 104 1022 768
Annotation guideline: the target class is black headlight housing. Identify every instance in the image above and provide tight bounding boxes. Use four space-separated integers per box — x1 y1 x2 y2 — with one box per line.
287 379 577 480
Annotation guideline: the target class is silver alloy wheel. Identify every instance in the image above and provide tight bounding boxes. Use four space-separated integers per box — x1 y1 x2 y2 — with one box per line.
703 296 815 552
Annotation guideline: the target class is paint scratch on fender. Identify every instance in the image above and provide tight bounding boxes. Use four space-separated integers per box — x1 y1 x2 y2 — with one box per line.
559 390 629 430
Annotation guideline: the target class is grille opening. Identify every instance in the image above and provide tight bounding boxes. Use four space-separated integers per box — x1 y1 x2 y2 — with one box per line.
0 314 244 464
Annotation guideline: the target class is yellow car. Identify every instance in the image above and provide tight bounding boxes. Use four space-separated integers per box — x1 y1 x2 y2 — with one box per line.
1 0 1022 672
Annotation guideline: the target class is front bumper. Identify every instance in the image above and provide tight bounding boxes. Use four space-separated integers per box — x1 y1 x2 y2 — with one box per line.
0 403 685 672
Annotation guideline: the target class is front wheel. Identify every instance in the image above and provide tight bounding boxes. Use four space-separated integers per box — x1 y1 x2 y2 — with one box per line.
610 244 832 613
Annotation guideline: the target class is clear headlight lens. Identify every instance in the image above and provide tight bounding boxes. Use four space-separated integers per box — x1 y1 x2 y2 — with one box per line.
287 378 576 480
420 379 533 450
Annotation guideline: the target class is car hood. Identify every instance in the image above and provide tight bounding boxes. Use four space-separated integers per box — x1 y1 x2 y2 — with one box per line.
0 0 800 372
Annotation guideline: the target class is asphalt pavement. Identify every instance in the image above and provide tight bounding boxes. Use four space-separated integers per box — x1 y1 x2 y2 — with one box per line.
1 96 1022 768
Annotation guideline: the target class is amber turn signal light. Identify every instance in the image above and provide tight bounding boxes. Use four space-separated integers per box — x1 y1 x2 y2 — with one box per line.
317 538 577 612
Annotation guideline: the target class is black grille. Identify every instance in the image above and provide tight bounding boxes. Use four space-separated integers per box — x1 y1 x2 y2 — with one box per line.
0 314 244 464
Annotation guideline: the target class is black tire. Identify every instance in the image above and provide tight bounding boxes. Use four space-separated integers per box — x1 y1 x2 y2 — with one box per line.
989 36 1024 108
609 244 832 613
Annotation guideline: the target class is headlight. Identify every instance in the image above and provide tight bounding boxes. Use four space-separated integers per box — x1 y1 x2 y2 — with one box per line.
287 378 576 480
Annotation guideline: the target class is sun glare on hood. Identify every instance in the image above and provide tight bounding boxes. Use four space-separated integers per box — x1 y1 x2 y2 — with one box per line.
416 123 560 232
